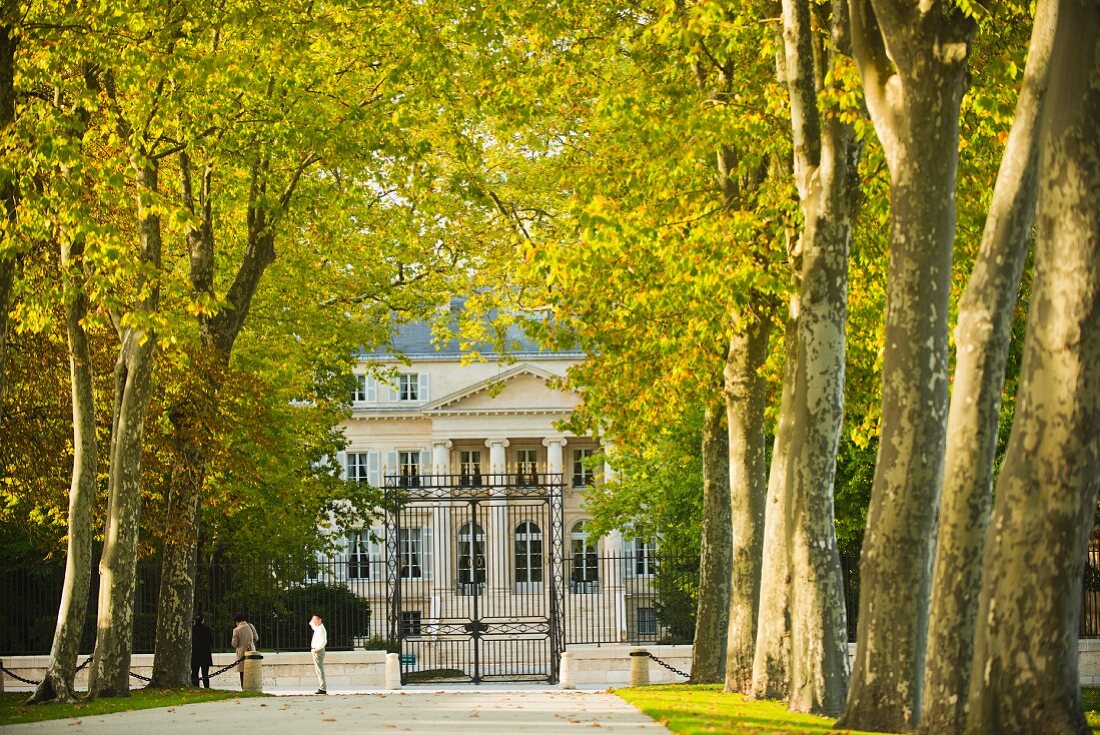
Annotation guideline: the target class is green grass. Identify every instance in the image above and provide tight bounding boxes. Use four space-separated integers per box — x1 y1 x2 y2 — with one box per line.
618 684 1100 734
0 688 267 726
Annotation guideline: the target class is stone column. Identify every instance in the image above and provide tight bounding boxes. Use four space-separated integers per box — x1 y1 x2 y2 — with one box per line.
603 455 628 641
542 437 567 476
431 439 453 479
431 440 452 606
486 439 510 595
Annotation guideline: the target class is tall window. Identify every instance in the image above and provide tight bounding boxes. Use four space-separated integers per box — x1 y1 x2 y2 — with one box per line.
347 530 372 579
516 448 538 486
397 373 419 401
459 450 483 487
398 451 421 488
399 528 423 579
572 448 596 487
515 521 543 591
637 607 657 636
570 522 599 593
401 610 422 636
633 537 657 577
346 452 373 484
456 522 486 594
351 375 375 404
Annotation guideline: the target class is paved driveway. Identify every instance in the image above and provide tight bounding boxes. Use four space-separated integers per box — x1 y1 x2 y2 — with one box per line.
3 689 671 734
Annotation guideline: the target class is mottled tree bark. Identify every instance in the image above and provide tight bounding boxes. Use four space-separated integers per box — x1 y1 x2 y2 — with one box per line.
150 153 312 686
750 308 796 700
87 161 162 699
0 0 19 429
28 237 98 704
691 402 731 683
917 2 1056 732
837 0 973 730
964 4 1100 732
781 0 862 716
724 314 771 694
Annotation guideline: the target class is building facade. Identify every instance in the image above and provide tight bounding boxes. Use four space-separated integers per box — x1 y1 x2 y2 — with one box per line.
334 321 663 676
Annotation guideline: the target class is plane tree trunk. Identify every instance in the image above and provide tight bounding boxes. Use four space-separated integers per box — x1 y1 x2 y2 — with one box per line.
28 235 98 704
724 313 771 693
917 2 1056 732
87 160 162 698
837 0 973 729
964 3 1100 732
690 402 731 683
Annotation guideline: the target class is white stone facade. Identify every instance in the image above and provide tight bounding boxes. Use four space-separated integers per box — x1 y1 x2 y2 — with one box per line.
334 335 664 656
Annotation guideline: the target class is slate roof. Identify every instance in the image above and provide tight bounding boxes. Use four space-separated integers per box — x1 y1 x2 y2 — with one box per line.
358 298 582 360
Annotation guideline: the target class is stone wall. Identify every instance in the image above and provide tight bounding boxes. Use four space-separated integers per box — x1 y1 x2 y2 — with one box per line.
0 650 387 692
566 644 693 686
7 642 1100 691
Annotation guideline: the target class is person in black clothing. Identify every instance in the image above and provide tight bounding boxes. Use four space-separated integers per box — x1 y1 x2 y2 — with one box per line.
191 613 215 688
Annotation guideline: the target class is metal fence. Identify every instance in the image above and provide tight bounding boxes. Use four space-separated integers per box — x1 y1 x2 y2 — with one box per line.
1 552 700 656
4 547 1100 656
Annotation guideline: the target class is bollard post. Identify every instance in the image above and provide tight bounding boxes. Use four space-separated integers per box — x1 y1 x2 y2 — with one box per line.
559 651 575 689
385 652 401 689
629 648 650 687
242 651 264 692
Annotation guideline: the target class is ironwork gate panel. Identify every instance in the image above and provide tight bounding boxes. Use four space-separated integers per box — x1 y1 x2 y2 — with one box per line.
385 473 564 684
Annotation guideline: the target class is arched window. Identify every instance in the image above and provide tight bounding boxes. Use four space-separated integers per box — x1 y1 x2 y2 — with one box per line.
570 521 599 593
456 522 486 595
515 521 543 591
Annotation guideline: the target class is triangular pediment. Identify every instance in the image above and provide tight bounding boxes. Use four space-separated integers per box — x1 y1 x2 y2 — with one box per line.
423 364 578 414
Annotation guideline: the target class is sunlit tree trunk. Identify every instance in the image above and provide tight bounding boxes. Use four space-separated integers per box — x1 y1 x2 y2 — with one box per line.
88 160 162 698
724 313 771 693
837 0 973 729
780 0 862 716
917 2 1056 732
964 3 1100 732
750 308 796 700
28 236 98 704
691 402 731 683
151 153 311 686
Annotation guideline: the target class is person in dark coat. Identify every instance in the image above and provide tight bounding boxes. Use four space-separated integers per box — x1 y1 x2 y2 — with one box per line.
191 613 215 688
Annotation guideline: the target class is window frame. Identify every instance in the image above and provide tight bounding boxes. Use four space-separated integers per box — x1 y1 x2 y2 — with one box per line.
514 520 544 591
569 521 599 593
397 373 419 402
572 448 596 488
459 450 483 487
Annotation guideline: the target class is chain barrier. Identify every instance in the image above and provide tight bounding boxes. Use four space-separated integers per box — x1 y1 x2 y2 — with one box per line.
646 652 690 679
1 656 243 687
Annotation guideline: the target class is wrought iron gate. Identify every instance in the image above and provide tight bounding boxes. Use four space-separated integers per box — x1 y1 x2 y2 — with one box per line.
384 472 565 684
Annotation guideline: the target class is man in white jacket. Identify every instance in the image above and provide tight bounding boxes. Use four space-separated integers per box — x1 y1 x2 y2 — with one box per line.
309 613 328 694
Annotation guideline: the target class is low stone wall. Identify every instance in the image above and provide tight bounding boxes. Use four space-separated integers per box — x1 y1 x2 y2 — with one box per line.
564 639 1100 688
0 650 388 691
566 644 693 686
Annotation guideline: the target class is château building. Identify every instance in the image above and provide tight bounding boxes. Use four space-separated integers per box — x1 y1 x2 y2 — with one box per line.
333 315 663 680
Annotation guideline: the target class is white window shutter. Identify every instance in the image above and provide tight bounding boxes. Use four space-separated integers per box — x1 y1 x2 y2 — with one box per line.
365 376 377 402
423 526 433 580
418 450 429 475
368 451 380 487
418 373 430 402
387 451 399 483
389 380 399 402
623 538 636 578
369 528 383 579
336 451 348 481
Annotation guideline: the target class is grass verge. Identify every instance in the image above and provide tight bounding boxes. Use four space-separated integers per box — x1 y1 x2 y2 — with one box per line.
0 687 266 726
617 684 1100 734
